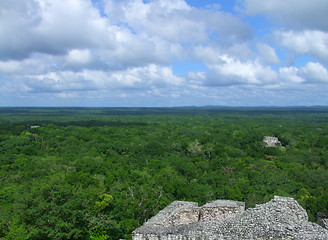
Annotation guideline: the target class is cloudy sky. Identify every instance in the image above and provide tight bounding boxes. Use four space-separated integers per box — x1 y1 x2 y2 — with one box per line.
1 0 328 107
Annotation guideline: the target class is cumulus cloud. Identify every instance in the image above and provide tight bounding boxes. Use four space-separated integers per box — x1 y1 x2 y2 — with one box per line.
280 62 328 84
0 60 22 74
0 0 112 60
106 26 181 68
60 27 180 71
276 30 328 65
64 49 92 69
105 0 253 43
279 67 304 84
0 0 183 70
203 55 278 86
256 43 280 64
0 0 327 107
192 45 222 65
99 64 184 89
239 0 328 30
5 64 183 95
299 62 328 83
191 43 254 66
0 54 57 75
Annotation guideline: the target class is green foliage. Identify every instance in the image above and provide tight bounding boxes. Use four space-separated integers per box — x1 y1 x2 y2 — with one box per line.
0 107 327 239
95 194 113 212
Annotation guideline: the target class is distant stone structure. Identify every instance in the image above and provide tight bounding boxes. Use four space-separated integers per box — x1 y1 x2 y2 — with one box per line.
133 196 328 240
263 136 282 147
318 212 328 229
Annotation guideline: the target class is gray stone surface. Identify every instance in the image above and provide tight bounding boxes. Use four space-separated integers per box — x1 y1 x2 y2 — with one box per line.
263 136 282 147
133 196 328 240
318 212 328 229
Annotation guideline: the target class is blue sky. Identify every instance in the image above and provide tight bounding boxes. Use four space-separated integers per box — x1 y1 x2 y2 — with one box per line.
0 0 328 107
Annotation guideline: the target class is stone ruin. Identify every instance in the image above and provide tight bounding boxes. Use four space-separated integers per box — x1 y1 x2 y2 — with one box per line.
318 212 328 230
132 196 328 240
263 136 282 147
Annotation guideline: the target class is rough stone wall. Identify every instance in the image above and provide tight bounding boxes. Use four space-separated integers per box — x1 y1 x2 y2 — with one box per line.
199 200 245 222
318 212 328 229
143 201 198 227
142 199 245 228
165 208 200 226
133 196 328 240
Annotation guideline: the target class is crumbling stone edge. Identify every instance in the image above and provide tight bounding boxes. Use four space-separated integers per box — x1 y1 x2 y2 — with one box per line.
133 196 328 240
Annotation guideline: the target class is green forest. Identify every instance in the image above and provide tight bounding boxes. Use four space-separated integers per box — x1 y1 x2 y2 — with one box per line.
0 107 327 240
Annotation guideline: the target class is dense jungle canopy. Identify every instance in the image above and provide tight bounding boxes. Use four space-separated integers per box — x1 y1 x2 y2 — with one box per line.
0 107 327 239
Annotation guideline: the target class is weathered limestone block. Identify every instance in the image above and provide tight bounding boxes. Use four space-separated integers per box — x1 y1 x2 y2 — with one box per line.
166 208 200 226
318 212 328 229
144 201 198 227
199 200 245 221
132 196 328 240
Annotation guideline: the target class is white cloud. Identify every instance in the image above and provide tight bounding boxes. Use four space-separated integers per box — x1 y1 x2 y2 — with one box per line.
65 49 92 66
239 0 328 30
192 46 222 65
0 0 112 60
279 62 328 84
108 26 181 68
300 62 328 83
0 0 327 107
8 64 183 94
105 0 252 43
0 0 182 70
0 60 21 74
192 43 254 65
204 55 278 86
276 30 328 65
256 43 280 64
95 64 184 89
0 54 57 75
186 71 206 87
279 67 304 83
